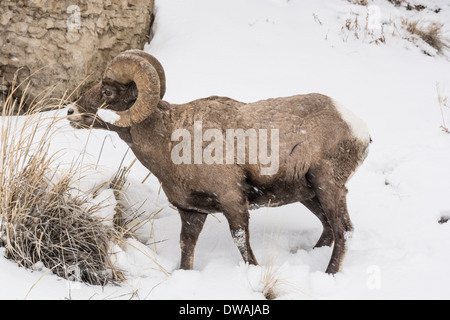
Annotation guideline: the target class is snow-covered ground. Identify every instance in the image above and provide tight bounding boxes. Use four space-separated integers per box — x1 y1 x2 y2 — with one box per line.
1 0 450 299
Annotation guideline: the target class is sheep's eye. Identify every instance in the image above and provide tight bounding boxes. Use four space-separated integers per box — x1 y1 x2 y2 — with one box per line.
104 90 112 97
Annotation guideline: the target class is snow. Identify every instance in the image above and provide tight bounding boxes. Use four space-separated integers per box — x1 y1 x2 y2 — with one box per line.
1 0 450 300
88 188 117 228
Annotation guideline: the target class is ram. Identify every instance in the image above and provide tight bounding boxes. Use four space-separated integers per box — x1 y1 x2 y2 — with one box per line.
67 50 370 274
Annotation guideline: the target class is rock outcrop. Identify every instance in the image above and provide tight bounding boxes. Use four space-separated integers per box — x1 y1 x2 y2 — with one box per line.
0 0 154 108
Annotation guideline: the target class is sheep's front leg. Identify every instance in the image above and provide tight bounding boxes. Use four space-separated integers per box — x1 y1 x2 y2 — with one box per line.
179 209 207 270
221 195 258 266
230 223 258 266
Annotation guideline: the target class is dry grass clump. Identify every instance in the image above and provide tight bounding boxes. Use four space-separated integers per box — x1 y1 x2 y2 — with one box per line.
403 19 450 53
2 171 122 285
261 256 281 300
0 82 124 286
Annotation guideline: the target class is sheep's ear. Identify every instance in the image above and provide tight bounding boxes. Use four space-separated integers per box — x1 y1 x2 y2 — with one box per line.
101 78 111 86
126 83 139 99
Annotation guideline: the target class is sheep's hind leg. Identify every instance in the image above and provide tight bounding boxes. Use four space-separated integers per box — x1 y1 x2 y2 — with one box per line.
301 196 334 248
308 169 353 274
326 189 353 274
179 209 208 270
317 186 353 274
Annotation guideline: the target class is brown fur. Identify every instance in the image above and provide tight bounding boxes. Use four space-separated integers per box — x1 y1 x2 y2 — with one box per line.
68 51 370 274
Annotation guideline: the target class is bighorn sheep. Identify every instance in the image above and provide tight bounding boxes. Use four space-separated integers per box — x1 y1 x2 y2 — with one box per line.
68 50 370 274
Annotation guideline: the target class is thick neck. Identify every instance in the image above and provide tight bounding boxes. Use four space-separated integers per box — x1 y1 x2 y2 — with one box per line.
120 101 173 181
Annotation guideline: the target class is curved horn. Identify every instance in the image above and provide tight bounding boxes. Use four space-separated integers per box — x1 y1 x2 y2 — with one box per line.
124 49 166 99
103 53 160 127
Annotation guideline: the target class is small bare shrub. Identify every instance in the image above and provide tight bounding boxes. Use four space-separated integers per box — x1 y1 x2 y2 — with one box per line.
388 0 404 6
341 12 362 41
340 9 385 45
436 83 449 133
312 13 323 26
261 256 281 300
347 0 368 5
438 216 449 224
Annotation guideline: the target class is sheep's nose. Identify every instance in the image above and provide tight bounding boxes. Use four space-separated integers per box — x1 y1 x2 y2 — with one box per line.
67 108 74 115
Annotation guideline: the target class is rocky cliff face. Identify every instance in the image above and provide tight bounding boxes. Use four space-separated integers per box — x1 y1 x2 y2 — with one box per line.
0 0 154 108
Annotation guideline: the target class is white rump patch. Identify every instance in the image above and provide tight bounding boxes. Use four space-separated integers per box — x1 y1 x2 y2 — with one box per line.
97 109 121 124
333 100 370 143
